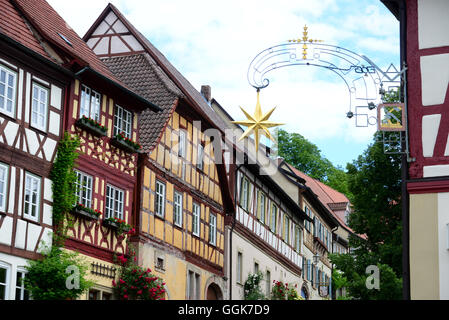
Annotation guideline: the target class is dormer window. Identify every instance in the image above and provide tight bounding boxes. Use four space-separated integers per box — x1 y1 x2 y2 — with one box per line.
114 104 132 139
80 85 101 122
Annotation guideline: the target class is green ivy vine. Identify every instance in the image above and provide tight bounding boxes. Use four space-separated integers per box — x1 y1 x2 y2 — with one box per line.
49 131 80 247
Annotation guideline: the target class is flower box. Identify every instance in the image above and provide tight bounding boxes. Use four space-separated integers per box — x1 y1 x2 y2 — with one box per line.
75 116 108 137
72 204 101 221
110 136 141 154
102 217 131 234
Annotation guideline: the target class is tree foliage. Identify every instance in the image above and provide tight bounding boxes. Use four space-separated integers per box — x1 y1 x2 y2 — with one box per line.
330 131 403 300
24 247 93 300
276 129 351 197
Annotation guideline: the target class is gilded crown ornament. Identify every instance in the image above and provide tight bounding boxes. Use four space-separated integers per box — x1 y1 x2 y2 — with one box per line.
288 25 324 59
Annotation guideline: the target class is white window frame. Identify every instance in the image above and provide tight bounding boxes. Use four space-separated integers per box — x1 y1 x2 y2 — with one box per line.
236 252 243 284
80 84 101 122
192 202 200 236
31 82 48 132
0 261 10 300
197 144 204 170
23 172 41 222
155 180 166 218
240 177 249 211
0 163 9 212
114 104 133 139
174 191 183 227
105 184 124 220
178 130 186 158
209 213 216 246
15 268 29 300
270 203 277 233
0 64 17 118
295 226 302 253
258 191 266 223
75 170 93 208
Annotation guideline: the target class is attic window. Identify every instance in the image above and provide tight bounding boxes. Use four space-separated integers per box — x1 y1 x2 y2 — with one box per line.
57 32 72 47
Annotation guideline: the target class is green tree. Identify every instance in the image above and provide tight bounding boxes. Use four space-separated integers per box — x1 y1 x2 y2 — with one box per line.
329 130 403 300
276 129 351 197
24 247 93 300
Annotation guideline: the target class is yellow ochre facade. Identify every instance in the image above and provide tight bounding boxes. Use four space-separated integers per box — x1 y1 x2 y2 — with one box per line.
137 110 227 300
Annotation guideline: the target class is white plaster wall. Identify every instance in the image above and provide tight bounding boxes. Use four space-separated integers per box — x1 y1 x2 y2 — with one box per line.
418 0 449 49
438 192 449 299
420 54 449 106
422 114 441 157
230 230 303 300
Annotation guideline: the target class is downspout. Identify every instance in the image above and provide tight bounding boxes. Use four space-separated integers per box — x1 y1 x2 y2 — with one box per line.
398 0 410 301
330 226 338 300
229 162 244 300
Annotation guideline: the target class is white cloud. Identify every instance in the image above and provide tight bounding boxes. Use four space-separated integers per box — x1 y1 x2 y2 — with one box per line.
47 0 398 165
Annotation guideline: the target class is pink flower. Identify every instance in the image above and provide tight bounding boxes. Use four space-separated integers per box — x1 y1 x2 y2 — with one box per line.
137 290 142 295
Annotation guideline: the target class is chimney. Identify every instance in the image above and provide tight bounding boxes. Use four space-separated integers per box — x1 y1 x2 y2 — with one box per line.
201 85 211 103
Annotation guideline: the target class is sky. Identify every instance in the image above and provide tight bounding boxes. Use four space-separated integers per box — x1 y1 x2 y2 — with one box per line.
47 0 400 169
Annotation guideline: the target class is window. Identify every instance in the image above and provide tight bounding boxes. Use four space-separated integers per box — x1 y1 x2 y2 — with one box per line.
0 65 16 118
188 271 200 300
240 177 249 211
197 144 204 170
266 270 271 296
0 163 8 212
80 85 101 121
174 191 183 227
156 257 165 271
105 185 124 220
88 288 112 300
155 180 165 218
114 104 132 139
0 263 9 300
305 206 311 232
75 171 93 208
23 172 41 222
295 226 302 253
209 213 216 246
15 270 29 300
284 216 290 243
270 203 277 233
257 190 266 223
192 203 200 236
31 83 48 131
236 252 243 284
178 130 186 158
254 262 259 274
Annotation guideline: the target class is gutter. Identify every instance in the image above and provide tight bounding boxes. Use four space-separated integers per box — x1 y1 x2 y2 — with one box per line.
0 32 73 78
74 66 162 112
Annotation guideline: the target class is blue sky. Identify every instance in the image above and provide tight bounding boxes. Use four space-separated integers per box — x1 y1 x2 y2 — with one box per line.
48 0 399 168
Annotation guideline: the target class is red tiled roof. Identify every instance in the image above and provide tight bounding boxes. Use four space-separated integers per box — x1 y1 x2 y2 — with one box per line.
103 53 183 152
9 0 124 85
0 0 50 59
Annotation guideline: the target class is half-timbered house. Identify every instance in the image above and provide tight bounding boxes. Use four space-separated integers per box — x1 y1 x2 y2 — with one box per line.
277 160 340 300
0 0 74 300
382 0 449 300
0 0 161 300
83 4 234 300
210 97 318 300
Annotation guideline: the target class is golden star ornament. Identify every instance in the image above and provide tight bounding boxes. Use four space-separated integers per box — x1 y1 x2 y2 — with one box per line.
232 91 284 152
